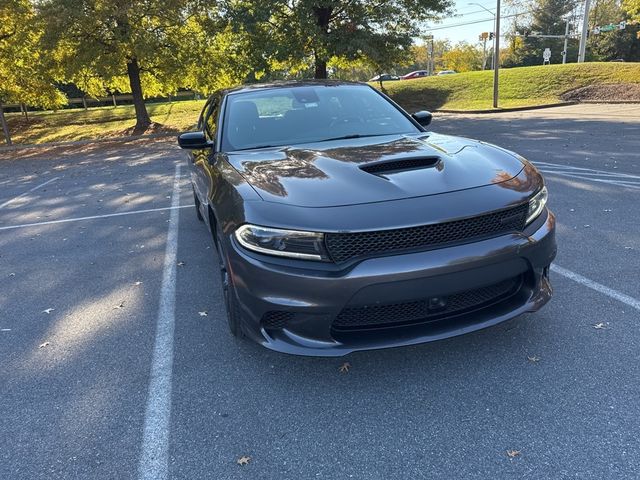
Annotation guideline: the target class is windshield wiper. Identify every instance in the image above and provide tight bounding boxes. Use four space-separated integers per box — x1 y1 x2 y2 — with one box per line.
235 144 281 151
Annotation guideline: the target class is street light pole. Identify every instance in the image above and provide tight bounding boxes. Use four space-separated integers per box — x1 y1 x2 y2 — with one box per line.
493 0 500 108
562 18 570 64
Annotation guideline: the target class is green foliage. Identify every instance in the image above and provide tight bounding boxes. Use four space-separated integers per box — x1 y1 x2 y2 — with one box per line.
0 0 65 108
441 42 483 72
624 0 640 21
230 0 453 79
504 0 576 67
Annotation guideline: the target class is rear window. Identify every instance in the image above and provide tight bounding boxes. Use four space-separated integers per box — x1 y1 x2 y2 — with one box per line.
221 85 420 151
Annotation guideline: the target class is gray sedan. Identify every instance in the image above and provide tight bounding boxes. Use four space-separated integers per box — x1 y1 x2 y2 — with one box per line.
178 80 556 356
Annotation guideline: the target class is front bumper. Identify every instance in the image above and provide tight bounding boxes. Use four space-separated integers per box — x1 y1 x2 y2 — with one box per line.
225 210 557 357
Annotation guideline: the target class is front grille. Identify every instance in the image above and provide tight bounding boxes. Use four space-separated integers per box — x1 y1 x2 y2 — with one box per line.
325 203 528 263
261 311 294 329
332 276 522 331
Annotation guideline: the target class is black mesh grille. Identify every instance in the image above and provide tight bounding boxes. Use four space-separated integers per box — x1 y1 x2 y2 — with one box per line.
261 311 294 329
332 276 522 331
360 157 439 175
325 203 528 263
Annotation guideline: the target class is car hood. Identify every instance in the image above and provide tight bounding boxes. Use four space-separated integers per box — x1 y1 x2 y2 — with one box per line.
225 133 526 207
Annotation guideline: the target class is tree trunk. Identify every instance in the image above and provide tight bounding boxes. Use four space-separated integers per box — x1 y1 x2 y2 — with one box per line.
0 102 12 146
126 57 151 134
314 58 328 79
82 95 88 111
313 7 332 79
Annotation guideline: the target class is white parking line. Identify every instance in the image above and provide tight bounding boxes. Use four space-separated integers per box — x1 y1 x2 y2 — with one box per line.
536 161 640 190
552 264 640 312
137 164 181 480
0 177 60 210
0 205 192 231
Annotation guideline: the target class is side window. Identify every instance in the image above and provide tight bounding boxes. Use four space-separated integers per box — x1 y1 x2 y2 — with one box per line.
205 98 219 141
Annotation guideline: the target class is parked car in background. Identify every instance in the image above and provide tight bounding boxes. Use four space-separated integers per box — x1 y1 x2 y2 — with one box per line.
436 70 457 76
401 70 430 80
178 80 556 357
368 73 400 82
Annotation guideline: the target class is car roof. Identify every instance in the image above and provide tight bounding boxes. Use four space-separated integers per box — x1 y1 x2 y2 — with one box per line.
222 79 366 96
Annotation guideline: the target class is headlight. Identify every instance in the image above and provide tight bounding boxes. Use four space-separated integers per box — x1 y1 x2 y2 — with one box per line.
526 186 548 225
235 224 329 261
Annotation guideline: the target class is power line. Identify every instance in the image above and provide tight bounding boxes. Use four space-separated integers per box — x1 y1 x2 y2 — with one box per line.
424 11 534 32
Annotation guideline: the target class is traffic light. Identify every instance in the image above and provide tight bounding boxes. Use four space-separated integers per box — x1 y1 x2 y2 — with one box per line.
489 32 494 40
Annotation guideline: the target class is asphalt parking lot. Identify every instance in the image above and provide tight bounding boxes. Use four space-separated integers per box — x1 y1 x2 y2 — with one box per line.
1 103 639 480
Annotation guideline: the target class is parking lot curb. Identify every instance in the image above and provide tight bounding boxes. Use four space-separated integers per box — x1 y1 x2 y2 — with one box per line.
435 102 578 114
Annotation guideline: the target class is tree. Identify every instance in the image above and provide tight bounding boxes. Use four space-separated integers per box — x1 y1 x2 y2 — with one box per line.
232 0 452 80
624 0 640 21
38 0 205 133
0 0 65 145
441 41 483 72
503 0 576 66
589 0 640 61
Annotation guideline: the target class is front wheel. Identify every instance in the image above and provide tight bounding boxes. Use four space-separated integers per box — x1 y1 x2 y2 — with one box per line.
215 229 244 338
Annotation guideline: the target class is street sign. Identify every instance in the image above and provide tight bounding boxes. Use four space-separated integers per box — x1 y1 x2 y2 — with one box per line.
543 48 551 64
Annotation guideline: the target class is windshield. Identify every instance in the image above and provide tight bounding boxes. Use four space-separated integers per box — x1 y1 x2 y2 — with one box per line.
221 85 421 151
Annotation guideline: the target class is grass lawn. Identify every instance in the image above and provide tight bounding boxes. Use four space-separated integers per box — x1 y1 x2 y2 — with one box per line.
378 62 640 112
3 62 640 146
5 99 206 145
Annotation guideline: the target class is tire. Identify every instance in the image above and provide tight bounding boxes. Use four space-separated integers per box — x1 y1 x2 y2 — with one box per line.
193 185 204 222
215 228 244 338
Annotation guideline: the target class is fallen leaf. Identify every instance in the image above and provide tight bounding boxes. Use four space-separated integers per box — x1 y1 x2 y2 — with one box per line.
39 341 50 348
339 362 351 373
8 273 15 277
177 261 186 266
237 456 251 466
113 302 125 310
506 450 521 458
527 356 540 363
593 322 607 329
42 308 55 314
198 311 208 317
133 281 143 286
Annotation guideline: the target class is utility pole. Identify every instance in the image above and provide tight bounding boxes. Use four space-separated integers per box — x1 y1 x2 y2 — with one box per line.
493 0 500 108
578 0 592 62
424 34 434 75
468 2 499 106
562 18 570 64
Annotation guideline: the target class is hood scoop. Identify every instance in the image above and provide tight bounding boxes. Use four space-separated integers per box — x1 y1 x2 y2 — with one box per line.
360 156 440 176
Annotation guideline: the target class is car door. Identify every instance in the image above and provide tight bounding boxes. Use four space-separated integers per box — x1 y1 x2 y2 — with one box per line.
191 94 221 221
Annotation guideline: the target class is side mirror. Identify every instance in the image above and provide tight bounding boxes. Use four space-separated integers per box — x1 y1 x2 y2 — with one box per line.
412 111 432 127
178 131 213 149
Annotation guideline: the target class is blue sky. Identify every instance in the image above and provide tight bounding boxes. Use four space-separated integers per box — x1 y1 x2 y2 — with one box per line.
422 0 501 45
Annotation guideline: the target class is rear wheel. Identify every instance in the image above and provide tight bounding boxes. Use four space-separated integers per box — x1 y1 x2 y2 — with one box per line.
214 228 244 338
192 185 204 221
